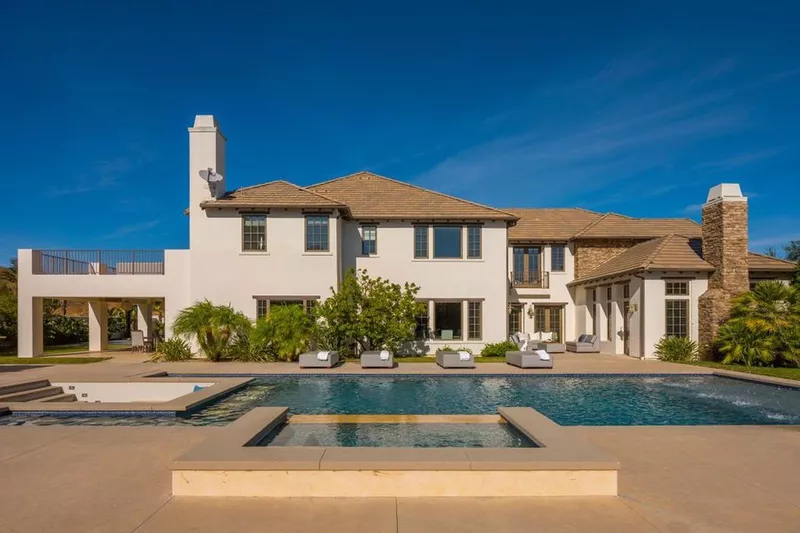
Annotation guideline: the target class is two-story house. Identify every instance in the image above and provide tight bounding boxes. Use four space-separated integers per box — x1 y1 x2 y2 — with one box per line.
16 115 795 359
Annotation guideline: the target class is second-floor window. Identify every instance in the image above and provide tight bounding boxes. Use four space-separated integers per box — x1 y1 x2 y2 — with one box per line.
361 225 377 256
433 226 462 259
551 245 565 272
242 214 266 251
467 226 482 259
305 215 329 252
414 226 429 258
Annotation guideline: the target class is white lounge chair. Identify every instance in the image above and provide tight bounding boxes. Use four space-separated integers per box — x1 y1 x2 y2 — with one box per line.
435 349 475 368
298 350 339 368
360 350 393 368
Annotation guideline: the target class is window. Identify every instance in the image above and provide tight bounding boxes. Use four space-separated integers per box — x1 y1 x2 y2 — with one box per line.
665 281 689 295
508 304 523 335
242 215 266 251
433 226 462 258
305 215 329 252
623 284 630 299
468 301 482 340
534 307 546 333
361 225 377 256
415 302 430 340
606 286 612 300
304 300 317 317
434 302 462 340
414 226 429 259
591 288 596 302
467 226 482 259
551 245 565 272
665 300 689 338
256 299 269 321
512 247 542 285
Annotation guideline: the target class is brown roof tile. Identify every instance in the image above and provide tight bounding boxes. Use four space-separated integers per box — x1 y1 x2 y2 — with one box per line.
506 208 603 241
572 213 702 239
747 252 797 271
308 171 517 221
570 235 713 285
200 180 347 210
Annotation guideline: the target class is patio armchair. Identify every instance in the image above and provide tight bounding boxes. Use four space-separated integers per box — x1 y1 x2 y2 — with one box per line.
566 334 601 353
130 330 153 353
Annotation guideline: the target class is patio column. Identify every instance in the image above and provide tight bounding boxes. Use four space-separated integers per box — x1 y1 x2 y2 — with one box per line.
136 303 153 338
88 300 108 352
17 297 44 358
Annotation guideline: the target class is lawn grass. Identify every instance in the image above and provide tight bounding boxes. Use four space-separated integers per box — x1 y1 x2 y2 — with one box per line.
688 361 800 381
0 343 131 357
0 356 111 365
345 356 506 363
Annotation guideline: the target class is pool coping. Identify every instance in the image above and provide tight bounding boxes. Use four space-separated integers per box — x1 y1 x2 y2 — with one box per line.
0 371 253 415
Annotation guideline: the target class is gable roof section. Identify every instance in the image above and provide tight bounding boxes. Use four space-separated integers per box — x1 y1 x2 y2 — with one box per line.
200 180 347 210
747 252 797 271
570 235 713 285
506 208 603 241
572 213 702 239
308 171 518 221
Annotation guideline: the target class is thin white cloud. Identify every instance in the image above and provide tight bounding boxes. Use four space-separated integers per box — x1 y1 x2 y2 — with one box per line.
102 220 160 240
749 234 800 248
694 148 783 170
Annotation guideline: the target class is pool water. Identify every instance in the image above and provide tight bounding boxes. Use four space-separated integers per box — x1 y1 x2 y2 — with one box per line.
2 375 798 427
258 422 536 448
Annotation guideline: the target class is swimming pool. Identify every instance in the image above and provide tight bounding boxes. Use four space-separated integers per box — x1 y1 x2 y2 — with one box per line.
2 374 798 426
258 422 536 448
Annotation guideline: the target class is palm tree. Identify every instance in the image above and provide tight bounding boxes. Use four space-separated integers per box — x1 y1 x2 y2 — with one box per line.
716 320 777 370
172 300 251 361
253 304 312 361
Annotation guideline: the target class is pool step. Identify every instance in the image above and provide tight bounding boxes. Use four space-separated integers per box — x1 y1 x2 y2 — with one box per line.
0 385 64 403
40 393 77 403
0 379 51 397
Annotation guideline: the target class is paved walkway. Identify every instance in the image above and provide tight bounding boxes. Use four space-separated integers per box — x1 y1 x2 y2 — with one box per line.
0 423 797 532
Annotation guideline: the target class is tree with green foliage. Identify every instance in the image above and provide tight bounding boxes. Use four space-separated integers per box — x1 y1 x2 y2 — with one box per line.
784 240 800 262
764 246 779 258
716 281 800 368
172 300 250 361
314 269 425 355
253 304 313 361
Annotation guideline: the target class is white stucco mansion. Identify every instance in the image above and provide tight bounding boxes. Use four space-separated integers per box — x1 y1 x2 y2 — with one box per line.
16 115 795 358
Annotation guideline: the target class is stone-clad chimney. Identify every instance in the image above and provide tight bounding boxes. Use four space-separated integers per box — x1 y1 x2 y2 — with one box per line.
698 183 749 356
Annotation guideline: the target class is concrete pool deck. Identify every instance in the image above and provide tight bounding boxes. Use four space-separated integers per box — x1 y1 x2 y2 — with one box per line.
0 353 799 531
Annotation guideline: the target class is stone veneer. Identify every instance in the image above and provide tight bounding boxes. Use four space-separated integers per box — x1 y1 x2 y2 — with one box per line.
698 196 749 357
573 239 643 279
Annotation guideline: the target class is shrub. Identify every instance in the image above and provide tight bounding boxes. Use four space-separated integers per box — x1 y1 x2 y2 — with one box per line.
716 320 776 369
226 332 273 362
438 345 473 354
253 304 313 361
172 300 251 361
481 341 518 357
654 336 698 362
44 315 88 345
150 337 193 362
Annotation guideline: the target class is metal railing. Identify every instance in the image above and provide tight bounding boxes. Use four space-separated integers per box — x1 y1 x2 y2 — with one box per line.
33 250 165 275
510 270 549 289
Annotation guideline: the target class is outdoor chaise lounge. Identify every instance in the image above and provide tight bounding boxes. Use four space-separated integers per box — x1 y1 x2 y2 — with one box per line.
360 350 394 368
298 350 340 368
505 333 554 368
566 334 601 353
506 349 554 369
435 349 475 369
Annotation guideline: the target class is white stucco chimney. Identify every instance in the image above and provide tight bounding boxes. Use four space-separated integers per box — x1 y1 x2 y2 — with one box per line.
188 115 226 248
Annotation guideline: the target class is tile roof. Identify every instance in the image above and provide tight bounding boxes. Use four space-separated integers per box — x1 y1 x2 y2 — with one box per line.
307 171 518 221
572 213 702 239
200 180 347 210
506 208 603 241
747 252 797 271
570 235 714 285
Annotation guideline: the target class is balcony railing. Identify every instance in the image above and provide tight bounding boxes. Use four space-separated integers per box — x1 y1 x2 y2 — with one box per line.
510 270 549 289
33 250 165 275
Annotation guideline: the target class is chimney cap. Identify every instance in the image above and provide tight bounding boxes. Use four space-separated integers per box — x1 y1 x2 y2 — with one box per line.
705 183 746 205
192 115 219 128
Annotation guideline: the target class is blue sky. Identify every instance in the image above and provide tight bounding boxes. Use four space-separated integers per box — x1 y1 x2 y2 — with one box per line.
1 1 799 264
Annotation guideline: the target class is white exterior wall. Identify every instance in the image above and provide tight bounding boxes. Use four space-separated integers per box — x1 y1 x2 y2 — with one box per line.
342 220 509 353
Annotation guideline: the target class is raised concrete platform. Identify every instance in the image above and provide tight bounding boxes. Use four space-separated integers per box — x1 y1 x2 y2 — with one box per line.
172 407 619 497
